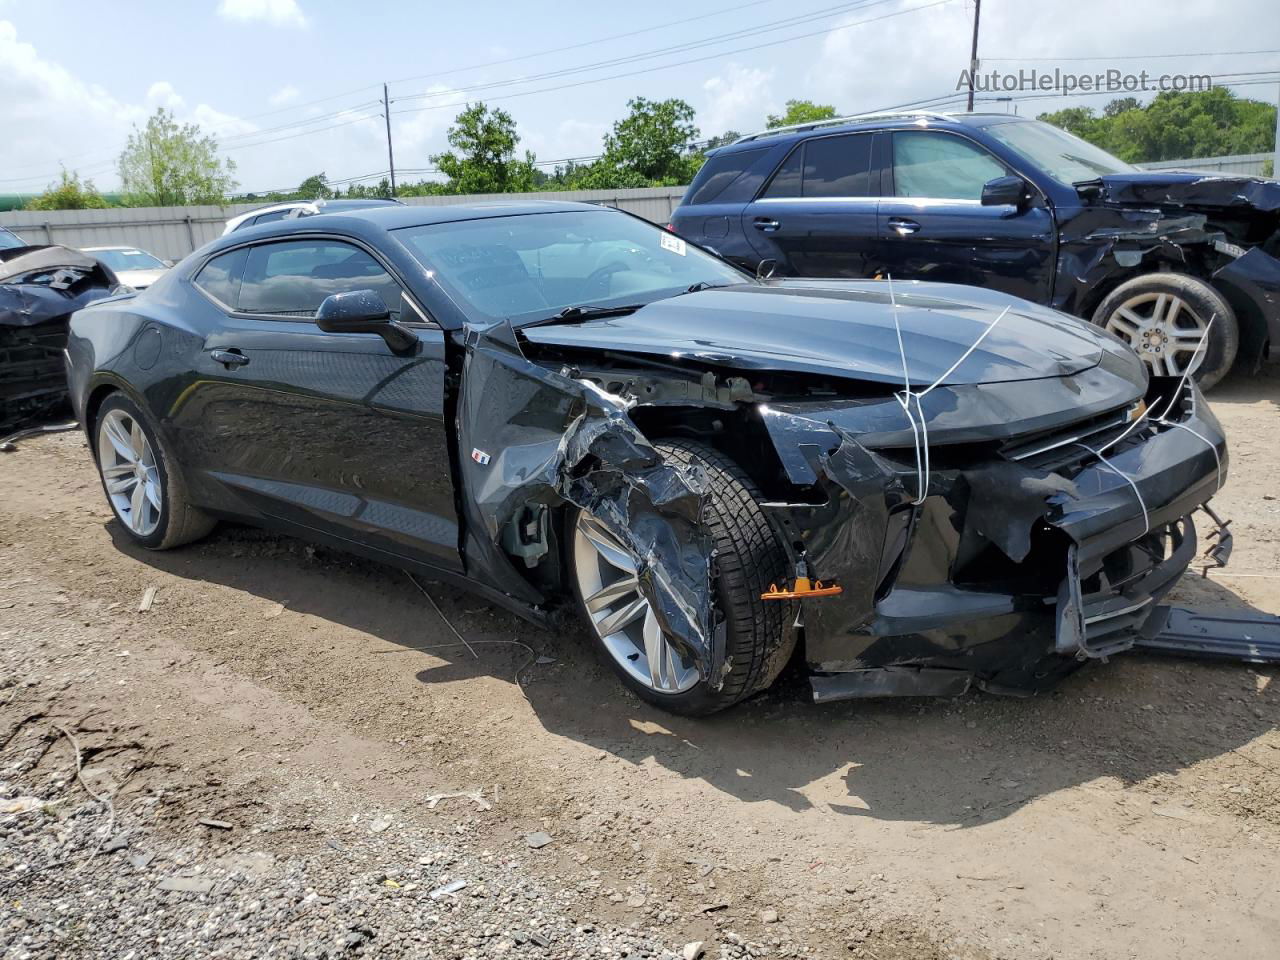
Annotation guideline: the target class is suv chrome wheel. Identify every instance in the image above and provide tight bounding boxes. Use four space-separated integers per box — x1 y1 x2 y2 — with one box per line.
97 408 162 536
1105 292 1208 377
572 511 700 694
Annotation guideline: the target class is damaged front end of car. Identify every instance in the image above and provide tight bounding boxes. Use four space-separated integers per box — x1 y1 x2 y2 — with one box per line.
0 245 121 432
1058 173 1280 367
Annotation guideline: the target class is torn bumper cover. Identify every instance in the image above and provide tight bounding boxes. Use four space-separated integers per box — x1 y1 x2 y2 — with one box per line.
760 364 1229 700
456 320 722 683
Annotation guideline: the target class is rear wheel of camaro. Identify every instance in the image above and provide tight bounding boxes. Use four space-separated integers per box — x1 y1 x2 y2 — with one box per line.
93 392 215 550
568 440 795 715
1091 272 1238 389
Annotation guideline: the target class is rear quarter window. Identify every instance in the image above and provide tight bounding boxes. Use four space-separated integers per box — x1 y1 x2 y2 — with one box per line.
684 147 771 205
193 247 248 307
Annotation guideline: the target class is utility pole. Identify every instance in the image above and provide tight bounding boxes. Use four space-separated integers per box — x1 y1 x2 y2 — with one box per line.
966 0 982 112
383 83 397 196
1273 80 1279 180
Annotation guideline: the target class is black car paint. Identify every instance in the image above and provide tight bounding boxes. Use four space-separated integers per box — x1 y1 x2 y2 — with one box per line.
65 202 1229 700
671 114 1280 368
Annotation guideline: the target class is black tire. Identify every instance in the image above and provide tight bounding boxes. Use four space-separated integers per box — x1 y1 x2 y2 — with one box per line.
93 392 216 550
1090 272 1238 390
569 439 795 716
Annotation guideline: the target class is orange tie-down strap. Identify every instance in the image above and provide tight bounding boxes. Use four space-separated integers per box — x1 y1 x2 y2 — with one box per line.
762 577 843 600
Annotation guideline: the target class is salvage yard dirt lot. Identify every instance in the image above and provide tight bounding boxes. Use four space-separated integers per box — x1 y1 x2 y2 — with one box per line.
3 368 1280 960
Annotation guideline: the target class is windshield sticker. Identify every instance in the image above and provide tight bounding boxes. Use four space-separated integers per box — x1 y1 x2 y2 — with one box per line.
660 233 687 257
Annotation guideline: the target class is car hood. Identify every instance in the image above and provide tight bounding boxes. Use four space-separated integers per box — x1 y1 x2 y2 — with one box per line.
519 280 1113 387
1081 172 1280 213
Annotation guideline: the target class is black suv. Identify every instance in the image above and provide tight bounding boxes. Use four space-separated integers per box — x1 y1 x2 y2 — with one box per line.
671 112 1280 388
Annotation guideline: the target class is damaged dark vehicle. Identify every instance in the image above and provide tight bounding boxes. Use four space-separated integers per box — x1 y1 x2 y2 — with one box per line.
670 112 1280 389
1 244 120 431
65 202 1231 714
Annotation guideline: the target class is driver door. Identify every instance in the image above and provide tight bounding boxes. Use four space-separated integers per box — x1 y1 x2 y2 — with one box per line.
876 130 1056 301
174 236 461 570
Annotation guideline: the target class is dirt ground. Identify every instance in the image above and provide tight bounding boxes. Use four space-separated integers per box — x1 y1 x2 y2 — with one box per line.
3 366 1280 959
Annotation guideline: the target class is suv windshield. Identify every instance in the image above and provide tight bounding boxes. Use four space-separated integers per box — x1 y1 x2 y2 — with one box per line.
984 119 1136 184
395 209 747 324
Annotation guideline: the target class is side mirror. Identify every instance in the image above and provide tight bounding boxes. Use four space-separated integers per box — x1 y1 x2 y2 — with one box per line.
162 259 175 268
981 175 1029 208
316 289 417 353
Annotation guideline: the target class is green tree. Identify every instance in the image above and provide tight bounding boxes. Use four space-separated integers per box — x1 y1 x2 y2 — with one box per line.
706 130 742 149
117 108 237 206
766 99 838 129
26 169 109 210
296 173 333 200
1038 89 1277 164
593 96 701 186
431 103 538 195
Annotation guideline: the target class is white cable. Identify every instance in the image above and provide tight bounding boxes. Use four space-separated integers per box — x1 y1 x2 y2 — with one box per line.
886 276 1009 505
1075 442 1150 535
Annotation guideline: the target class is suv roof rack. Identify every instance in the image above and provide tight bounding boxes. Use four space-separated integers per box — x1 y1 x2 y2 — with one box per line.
732 110 956 145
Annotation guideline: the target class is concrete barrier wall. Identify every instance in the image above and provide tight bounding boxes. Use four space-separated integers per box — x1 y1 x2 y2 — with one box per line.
0 187 687 260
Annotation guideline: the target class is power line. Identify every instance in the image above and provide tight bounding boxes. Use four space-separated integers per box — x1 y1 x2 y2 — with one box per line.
392 0 895 104
984 49 1280 63
392 0 955 117
385 0 778 88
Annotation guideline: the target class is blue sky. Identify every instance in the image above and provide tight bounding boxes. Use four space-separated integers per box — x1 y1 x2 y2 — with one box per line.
1 0 1276 196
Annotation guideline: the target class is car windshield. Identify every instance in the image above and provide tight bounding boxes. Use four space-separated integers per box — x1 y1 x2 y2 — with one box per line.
984 119 1136 184
0 229 24 250
395 209 748 324
93 248 166 271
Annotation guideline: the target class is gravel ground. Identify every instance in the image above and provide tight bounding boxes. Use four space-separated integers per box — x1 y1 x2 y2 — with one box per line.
1 365 1279 960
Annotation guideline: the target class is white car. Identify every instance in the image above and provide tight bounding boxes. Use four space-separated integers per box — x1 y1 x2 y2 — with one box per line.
222 198 404 235
83 246 171 290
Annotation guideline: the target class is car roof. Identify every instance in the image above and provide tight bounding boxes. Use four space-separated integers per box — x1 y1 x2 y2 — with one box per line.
274 199 612 231
83 245 145 252
709 111 1029 156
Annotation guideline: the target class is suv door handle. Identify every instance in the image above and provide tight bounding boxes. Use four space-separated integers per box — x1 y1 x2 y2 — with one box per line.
888 217 921 236
752 217 780 232
210 348 250 369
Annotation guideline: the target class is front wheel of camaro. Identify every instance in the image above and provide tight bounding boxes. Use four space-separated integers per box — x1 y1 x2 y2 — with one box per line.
568 440 796 715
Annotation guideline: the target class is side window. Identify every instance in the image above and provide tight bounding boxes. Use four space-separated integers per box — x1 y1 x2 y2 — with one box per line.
891 131 1008 201
193 247 248 307
801 134 874 197
237 240 403 320
762 145 803 199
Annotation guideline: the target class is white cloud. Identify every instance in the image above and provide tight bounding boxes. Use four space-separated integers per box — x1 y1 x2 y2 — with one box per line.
700 64 777 139
146 81 185 110
216 0 307 29
269 84 300 106
0 20 144 190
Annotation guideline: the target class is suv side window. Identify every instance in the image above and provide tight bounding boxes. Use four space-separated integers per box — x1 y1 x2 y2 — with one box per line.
193 247 248 307
762 133 875 199
891 131 1008 201
237 240 403 320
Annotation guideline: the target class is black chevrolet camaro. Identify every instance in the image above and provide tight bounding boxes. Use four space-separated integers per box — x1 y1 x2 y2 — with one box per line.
65 201 1230 714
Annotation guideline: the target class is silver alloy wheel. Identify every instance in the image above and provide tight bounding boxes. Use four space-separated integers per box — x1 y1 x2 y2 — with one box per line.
572 511 700 694
97 408 162 537
1105 292 1209 376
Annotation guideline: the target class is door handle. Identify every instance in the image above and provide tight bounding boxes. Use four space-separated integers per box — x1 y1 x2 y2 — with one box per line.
887 217 921 236
752 217 780 232
210 348 250 369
